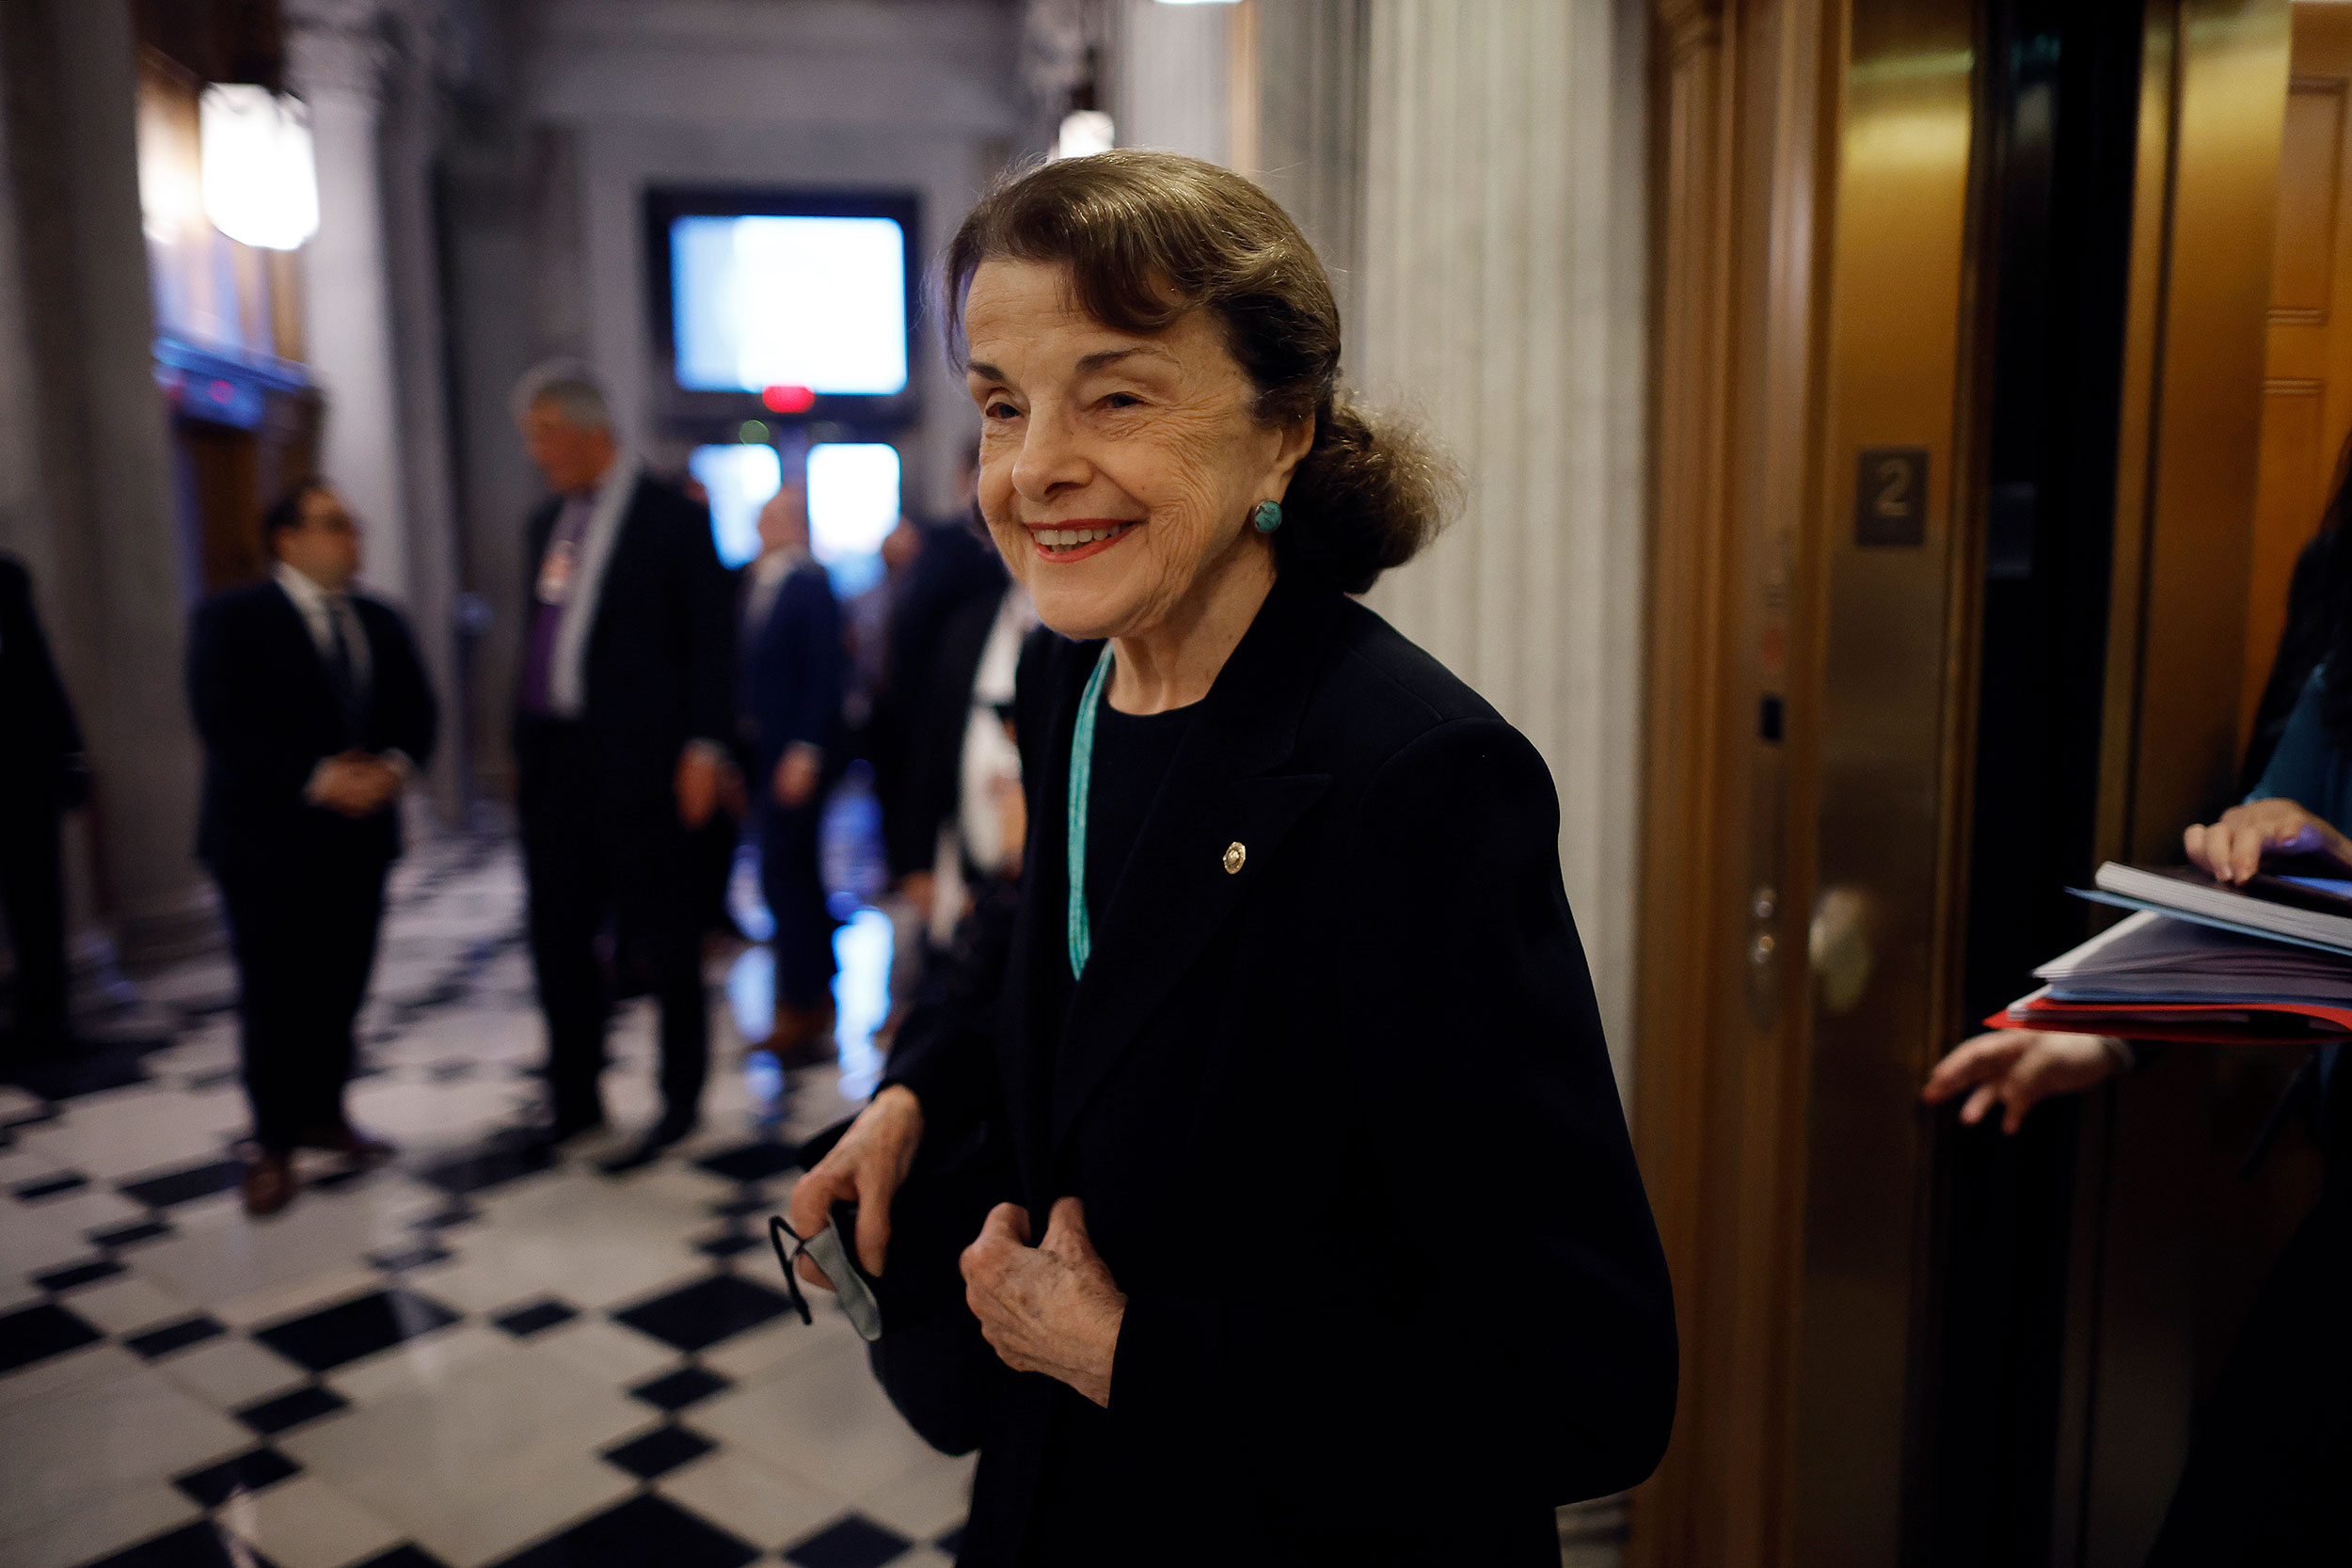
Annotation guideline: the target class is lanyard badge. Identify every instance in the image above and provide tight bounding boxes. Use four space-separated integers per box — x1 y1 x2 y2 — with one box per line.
536 538 579 607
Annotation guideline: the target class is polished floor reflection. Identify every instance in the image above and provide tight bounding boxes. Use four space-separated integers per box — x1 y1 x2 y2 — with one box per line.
0 832 966 1568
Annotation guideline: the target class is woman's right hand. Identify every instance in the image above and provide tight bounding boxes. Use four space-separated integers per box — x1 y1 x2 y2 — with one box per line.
2184 798 2352 884
787 1084 924 1290
1922 1030 2127 1134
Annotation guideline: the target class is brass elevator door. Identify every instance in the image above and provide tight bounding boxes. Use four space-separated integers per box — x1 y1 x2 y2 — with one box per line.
1786 1 1982 1560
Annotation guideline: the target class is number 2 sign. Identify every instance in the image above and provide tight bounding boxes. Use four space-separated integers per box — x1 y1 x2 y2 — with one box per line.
1854 448 1929 547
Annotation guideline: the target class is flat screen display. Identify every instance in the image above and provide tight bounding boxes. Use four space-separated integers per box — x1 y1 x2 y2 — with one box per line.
669 214 909 397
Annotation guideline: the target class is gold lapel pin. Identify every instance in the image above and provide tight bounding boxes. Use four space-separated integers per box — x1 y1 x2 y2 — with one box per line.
1223 842 1247 875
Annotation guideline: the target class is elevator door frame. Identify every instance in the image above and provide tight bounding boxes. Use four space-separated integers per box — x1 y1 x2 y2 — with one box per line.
1631 0 2295 1563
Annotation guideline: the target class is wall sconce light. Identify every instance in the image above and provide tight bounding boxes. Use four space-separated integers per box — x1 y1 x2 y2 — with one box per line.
199 85 320 251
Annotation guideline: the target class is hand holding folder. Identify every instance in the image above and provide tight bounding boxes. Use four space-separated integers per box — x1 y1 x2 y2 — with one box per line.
2183 797 2352 887
1981 868 2352 1044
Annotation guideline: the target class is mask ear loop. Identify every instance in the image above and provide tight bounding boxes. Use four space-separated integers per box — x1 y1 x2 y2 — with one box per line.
767 1215 817 1326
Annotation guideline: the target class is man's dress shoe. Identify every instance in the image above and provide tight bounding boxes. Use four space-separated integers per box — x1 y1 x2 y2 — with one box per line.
596 1116 696 1177
242 1152 297 1217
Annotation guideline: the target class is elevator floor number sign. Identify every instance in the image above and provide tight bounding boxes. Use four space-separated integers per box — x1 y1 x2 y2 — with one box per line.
1855 448 1929 547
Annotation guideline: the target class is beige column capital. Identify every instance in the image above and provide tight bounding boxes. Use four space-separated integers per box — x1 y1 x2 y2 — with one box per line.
284 0 395 103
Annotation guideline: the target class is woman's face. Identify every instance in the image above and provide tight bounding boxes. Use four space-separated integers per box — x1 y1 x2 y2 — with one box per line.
962 259 1310 642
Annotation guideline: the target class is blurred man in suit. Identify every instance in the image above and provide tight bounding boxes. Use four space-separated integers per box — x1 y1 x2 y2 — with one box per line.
511 364 735 1173
870 507 1005 895
904 578 1035 949
739 483 845 1067
863 460 1004 1028
0 552 87 1070
188 483 437 1215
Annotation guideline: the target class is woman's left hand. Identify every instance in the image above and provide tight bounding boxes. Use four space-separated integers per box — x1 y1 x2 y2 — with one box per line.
961 1196 1126 1408
2185 797 2352 884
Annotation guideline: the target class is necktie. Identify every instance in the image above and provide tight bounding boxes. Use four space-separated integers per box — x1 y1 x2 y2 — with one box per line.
326 601 365 746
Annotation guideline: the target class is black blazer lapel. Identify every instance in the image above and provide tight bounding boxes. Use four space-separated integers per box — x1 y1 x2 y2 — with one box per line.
1044 580 1341 1158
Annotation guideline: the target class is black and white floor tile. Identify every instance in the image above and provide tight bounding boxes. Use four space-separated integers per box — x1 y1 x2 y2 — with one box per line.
0 832 965 1568
1 828 1626 1568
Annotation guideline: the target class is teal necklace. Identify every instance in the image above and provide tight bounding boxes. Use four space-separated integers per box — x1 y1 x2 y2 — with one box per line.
1065 644 1115 978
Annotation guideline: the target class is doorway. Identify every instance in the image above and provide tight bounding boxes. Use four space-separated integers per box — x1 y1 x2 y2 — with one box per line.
1632 1 2302 1563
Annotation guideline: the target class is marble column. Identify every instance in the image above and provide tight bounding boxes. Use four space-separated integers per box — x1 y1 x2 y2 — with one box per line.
1256 0 1370 332
288 0 414 608
375 8 466 816
1353 0 1651 1092
1116 0 1232 163
0 0 212 968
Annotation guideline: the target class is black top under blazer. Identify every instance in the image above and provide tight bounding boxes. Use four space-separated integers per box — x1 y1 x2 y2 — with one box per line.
883 576 1677 1566
517 475 736 795
187 580 437 875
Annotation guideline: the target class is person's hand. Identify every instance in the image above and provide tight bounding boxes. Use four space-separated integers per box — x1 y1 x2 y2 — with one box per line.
715 760 749 821
772 745 821 810
1922 1030 2127 1134
2185 798 2352 885
352 756 405 814
898 870 937 921
675 746 722 830
992 773 1026 866
787 1085 924 1289
961 1196 1126 1408
312 752 397 817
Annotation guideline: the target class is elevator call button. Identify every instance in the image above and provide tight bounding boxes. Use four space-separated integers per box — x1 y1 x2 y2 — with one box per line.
1855 448 1929 546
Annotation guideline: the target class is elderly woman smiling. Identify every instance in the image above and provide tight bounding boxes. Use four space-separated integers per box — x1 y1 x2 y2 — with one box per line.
789 151 1676 1566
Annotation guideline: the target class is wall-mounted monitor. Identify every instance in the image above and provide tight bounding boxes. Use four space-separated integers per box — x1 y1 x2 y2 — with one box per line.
646 187 920 434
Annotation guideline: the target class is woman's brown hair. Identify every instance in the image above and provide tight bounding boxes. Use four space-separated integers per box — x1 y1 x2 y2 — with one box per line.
943 150 1454 594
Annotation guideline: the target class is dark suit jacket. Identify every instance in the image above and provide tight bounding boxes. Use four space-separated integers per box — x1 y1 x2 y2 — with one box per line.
0 553 83 808
517 475 735 796
187 579 437 875
739 558 846 777
876 521 1007 876
884 576 1677 1566
896 584 1007 879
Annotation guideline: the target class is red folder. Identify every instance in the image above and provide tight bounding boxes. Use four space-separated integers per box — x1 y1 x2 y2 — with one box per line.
1986 993 2352 1044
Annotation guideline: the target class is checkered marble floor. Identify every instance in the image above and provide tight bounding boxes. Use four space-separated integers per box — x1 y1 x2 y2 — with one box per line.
0 832 968 1568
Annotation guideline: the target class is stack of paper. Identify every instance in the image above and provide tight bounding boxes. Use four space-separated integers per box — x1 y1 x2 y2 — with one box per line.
2036 911 2352 1005
1988 868 2352 1042
2083 863 2352 956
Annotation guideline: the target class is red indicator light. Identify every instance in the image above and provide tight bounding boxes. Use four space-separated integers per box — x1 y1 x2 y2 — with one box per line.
761 384 816 414
210 379 234 403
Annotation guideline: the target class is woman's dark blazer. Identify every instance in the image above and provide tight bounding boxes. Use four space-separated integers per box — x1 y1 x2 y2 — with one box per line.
883 575 1677 1566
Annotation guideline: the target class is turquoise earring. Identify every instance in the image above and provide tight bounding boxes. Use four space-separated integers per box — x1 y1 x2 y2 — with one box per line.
1251 500 1283 533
